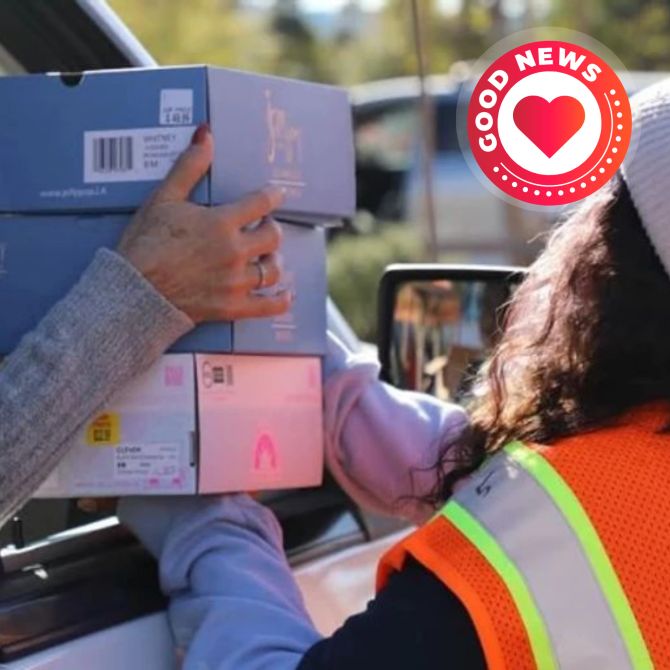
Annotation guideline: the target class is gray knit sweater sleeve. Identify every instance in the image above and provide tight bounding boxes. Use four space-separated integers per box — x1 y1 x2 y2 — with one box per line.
0 248 193 526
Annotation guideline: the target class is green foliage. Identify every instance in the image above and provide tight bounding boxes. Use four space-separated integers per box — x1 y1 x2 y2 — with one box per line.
107 0 508 86
109 0 670 87
270 0 333 81
326 0 502 84
327 225 422 342
550 0 670 70
109 0 332 81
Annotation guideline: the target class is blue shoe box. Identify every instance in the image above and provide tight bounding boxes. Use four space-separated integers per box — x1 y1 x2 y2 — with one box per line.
0 65 354 220
0 214 327 355
0 65 352 355
234 221 327 355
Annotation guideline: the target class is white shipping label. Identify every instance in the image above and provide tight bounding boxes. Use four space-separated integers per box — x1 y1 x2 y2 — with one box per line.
83 126 195 183
160 89 194 125
114 443 181 484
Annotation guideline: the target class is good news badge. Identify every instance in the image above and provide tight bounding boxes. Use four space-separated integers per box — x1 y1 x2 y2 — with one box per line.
468 40 632 206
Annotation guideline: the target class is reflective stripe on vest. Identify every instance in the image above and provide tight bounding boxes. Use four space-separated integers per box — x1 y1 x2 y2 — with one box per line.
441 441 653 670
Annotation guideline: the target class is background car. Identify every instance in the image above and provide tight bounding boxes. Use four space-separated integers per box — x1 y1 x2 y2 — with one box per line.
351 69 669 266
352 73 512 264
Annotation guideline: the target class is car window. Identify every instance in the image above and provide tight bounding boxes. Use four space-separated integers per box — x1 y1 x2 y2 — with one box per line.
0 500 78 549
355 102 418 171
354 96 461 171
435 98 460 154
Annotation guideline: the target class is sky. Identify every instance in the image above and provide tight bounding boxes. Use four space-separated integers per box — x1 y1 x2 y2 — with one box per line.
247 0 463 13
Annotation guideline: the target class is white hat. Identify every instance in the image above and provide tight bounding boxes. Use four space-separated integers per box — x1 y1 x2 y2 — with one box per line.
621 78 670 276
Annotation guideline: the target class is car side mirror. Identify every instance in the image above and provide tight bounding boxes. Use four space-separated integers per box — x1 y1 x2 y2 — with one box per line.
377 264 526 402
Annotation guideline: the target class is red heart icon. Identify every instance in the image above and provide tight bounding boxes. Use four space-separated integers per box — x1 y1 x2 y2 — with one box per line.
513 96 585 158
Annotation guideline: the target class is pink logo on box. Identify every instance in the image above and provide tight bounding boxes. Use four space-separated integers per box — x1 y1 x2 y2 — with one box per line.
254 433 278 472
266 90 302 166
164 365 184 387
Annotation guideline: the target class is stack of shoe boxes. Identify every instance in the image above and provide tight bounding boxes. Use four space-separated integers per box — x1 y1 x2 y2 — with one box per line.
0 66 354 496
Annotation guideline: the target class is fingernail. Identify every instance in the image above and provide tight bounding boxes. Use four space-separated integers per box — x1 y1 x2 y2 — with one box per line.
191 122 210 146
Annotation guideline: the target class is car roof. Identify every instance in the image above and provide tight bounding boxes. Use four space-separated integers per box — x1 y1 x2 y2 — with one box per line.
350 70 670 109
350 74 464 107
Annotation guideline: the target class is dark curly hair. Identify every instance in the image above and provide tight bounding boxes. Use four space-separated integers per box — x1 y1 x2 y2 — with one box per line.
429 175 670 505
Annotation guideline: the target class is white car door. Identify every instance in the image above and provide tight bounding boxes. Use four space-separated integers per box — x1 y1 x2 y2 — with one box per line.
3 614 176 670
0 496 407 669
1 529 409 670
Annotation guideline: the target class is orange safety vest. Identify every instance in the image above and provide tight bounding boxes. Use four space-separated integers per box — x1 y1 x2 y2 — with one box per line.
378 404 670 669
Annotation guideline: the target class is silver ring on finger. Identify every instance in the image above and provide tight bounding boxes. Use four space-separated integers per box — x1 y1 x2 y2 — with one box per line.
254 259 267 290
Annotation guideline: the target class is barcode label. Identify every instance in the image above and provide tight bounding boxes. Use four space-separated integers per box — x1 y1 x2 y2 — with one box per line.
92 136 134 173
93 428 112 442
211 364 234 386
84 126 195 183
160 89 194 125
85 412 120 446
114 443 181 485
201 362 235 389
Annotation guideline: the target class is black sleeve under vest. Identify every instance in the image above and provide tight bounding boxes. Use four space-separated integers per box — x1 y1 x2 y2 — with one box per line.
297 557 487 669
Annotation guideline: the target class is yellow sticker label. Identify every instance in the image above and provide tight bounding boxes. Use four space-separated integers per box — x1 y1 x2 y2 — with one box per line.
86 413 121 446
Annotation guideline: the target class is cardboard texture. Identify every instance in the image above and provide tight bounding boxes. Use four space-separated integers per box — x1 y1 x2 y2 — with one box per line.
36 355 198 497
196 354 324 493
35 353 324 497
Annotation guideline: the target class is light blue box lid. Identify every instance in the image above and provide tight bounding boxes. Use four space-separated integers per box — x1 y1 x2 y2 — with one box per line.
0 66 355 223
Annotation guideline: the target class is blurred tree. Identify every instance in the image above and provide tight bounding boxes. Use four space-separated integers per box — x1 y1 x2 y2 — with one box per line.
111 0 338 82
109 0 670 86
330 0 448 83
268 0 333 81
342 0 506 83
328 226 422 341
109 0 279 71
551 0 670 70
334 0 365 43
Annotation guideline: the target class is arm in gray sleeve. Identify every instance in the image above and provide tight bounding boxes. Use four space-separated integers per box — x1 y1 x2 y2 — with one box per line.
0 248 193 525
